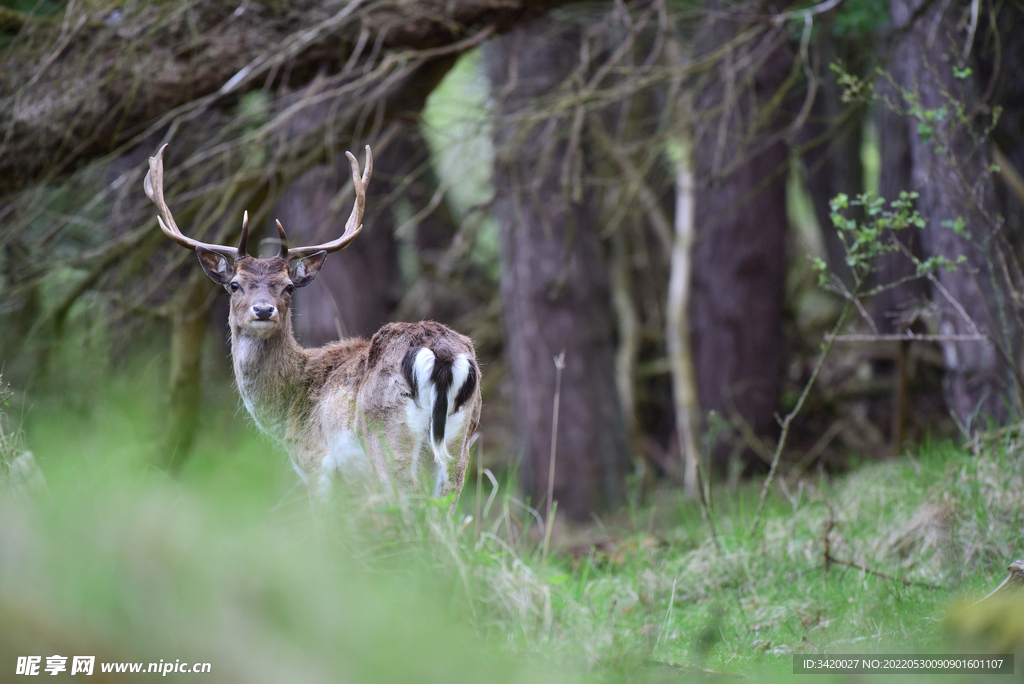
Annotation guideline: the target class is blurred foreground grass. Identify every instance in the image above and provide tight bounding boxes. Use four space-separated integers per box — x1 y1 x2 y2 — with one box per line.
2 367 1024 683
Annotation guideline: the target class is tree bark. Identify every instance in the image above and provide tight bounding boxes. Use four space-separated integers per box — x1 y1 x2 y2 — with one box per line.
273 148 405 344
0 0 577 195
487 18 631 520
275 163 400 344
871 61 927 336
871 54 929 449
800 36 865 288
273 117 473 345
690 5 793 471
977 7 1024 250
891 0 1021 425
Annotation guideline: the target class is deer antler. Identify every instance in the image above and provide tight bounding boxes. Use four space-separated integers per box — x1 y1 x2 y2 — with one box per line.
278 145 373 260
144 144 249 260
146 144 371 261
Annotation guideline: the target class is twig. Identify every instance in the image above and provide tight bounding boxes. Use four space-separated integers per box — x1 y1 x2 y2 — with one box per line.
896 240 1024 404
542 351 566 565
588 117 673 252
821 509 941 589
779 14 818 142
823 506 835 572
961 0 980 64
824 553 942 590
833 333 988 342
972 560 1024 605
771 0 847 24
750 302 852 538
645 660 744 679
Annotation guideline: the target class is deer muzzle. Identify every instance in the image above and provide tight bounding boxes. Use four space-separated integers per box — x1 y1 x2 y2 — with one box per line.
253 304 275 321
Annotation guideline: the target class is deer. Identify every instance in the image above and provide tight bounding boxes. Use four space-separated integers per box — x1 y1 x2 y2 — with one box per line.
143 144 481 506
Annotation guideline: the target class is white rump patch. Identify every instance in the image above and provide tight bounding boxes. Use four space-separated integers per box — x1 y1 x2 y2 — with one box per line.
405 348 435 480
412 348 436 406
449 354 471 408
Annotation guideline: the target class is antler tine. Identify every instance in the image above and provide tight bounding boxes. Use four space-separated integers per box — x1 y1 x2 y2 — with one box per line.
238 211 250 257
144 144 241 260
276 219 289 259
287 145 373 260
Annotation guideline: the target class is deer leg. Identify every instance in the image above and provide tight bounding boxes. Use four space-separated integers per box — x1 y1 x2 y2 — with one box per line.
442 427 477 513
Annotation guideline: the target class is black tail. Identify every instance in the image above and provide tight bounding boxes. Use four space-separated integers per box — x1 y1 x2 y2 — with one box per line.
430 347 455 446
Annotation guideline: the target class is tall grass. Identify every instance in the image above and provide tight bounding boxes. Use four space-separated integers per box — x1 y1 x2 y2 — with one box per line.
0 378 574 683
2 369 1023 682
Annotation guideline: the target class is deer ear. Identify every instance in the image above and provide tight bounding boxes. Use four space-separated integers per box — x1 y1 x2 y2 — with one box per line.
196 246 234 285
289 250 327 288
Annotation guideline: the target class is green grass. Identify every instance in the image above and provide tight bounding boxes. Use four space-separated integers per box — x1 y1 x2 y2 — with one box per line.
3 374 1023 682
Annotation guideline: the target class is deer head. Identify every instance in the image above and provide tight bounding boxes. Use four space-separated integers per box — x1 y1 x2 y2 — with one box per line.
144 144 372 339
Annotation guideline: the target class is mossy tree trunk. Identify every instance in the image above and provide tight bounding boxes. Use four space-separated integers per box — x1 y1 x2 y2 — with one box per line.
891 0 1022 425
689 2 793 472
487 18 631 520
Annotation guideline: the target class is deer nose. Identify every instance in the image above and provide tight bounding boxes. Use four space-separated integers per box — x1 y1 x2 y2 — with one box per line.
253 304 275 320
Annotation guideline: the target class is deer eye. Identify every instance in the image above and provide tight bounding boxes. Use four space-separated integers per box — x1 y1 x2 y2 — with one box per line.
285 283 295 295
229 282 240 293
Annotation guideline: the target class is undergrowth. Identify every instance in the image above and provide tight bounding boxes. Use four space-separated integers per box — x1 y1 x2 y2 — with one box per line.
2 373 1023 682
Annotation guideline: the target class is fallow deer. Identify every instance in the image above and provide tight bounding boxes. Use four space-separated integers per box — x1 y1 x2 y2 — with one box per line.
144 144 481 504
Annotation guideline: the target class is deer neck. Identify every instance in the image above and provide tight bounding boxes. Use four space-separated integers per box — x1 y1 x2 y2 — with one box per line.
229 323 308 440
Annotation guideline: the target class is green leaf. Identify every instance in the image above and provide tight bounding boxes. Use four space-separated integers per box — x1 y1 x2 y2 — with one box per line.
940 216 970 239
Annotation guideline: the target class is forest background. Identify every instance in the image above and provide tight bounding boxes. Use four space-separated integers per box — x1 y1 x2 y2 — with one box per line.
2 0 1024 680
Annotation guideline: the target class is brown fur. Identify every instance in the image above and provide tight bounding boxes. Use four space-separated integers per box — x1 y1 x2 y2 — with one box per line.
219 256 482 504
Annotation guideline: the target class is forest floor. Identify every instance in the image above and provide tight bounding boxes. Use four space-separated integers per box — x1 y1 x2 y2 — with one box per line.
2 369 1023 682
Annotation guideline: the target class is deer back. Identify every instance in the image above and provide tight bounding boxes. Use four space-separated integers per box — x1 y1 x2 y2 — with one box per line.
302 321 481 491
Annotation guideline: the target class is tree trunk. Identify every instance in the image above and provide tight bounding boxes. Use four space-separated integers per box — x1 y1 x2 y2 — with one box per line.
690 5 793 471
161 274 214 472
274 118 473 345
891 0 1021 425
870 55 930 449
274 156 401 344
978 7 1024 252
486 19 631 520
871 61 927 336
800 36 865 288
276 162 400 343
667 136 702 497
